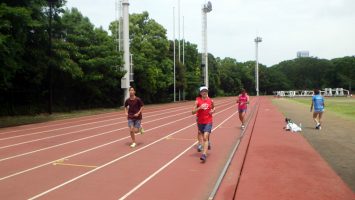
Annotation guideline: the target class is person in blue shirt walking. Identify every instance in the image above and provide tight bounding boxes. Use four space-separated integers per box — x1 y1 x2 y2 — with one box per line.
310 89 325 130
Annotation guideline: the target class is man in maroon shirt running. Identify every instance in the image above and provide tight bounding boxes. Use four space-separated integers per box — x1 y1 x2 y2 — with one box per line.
124 87 144 148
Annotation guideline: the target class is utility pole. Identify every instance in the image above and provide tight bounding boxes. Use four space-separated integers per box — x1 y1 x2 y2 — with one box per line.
254 36 262 96
173 7 176 102
121 0 130 103
201 1 212 88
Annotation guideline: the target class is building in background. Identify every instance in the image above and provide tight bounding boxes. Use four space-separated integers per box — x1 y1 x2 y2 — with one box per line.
297 51 309 58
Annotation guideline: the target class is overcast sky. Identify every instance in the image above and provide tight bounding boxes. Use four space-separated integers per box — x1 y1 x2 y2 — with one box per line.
66 0 355 66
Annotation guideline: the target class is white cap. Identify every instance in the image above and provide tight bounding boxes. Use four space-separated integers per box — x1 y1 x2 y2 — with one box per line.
199 86 208 92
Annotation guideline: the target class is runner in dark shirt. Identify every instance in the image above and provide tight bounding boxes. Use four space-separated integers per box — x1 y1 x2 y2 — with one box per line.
124 87 144 148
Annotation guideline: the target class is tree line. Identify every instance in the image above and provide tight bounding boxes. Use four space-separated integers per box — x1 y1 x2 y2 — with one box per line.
1 1 354 115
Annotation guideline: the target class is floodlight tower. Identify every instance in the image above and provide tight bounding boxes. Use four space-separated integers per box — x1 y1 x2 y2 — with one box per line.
202 1 212 88
254 36 262 96
120 0 130 103
173 7 176 102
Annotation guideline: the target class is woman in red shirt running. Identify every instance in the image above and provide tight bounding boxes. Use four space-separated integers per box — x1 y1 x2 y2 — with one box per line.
237 89 249 129
192 86 215 162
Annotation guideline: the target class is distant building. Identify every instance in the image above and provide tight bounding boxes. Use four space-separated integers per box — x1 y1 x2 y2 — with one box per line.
297 51 309 58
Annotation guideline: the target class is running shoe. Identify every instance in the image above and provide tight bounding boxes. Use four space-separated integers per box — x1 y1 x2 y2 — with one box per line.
316 123 321 130
140 127 144 134
130 143 136 148
241 124 245 129
200 154 207 161
197 144 202 152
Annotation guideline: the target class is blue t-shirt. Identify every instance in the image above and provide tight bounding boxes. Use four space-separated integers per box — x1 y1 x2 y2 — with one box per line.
312 95 324 112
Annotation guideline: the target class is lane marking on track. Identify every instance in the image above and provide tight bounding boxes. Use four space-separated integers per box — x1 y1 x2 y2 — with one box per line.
52 162 97 169
166 137 196 141
0 102 196 135
0 99 232 141
0 103 235 181
0 98 233 136
0 108 192 150
0 99 233 152
0 109 195 162
118 111 238 200
26 104 236 200
0 104 195 141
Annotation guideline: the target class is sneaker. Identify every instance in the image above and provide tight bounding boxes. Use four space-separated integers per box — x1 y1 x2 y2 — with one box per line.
200 154 207 161
130 143 136 148
208 142 211 150
318 125 322 130
241 125 245 129
316 123 321 130
197 144 202 152
140 127 144 134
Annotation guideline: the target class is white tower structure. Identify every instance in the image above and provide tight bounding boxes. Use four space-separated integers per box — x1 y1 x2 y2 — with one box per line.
202 1 212 88
120 0 131 103
173 7 176 102
254 36 262 96
115 0 123 52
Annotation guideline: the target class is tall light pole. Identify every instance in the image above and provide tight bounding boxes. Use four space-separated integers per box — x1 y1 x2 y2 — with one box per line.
121 0 130 103
202 1 212 88
173 7 176 102
178 0 181 63
182 16 185 65
254 36 262 96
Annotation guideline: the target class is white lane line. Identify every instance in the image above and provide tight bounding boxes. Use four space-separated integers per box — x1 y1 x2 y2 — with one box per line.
0 99 232 146
0 102 195 135
0 99 233 136
27 125 196 200
0 104 194 141
0 101 234 163
0 108 191 150
0 103 239 179
0 112 195 181
0 110 193 162
118 112 237 200
26 105 235 200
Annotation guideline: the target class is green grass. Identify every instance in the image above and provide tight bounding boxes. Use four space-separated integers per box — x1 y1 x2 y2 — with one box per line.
0 108 121 128
288 97 355 120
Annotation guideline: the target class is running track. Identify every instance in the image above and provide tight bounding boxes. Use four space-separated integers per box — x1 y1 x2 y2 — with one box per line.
1 97 354 200
0 97 251 199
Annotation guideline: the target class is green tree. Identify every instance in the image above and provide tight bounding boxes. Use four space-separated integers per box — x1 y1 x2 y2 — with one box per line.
110 12 172 103
331 56 355 92
57 8 124 109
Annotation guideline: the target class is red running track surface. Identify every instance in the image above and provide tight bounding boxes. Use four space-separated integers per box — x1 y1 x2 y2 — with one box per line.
0 97 248 200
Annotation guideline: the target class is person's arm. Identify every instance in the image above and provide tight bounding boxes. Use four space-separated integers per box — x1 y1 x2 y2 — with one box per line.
310 99 313 112
210 100 215 114
124 100 128 116
134 99 144 117
322 97 325 108
192 101 200 115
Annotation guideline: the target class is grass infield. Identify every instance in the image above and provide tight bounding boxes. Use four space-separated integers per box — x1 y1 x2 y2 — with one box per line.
288 97 355 120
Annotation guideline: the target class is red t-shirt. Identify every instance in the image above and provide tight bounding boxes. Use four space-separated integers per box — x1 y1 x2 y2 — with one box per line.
196 97 213 124
237 94 249 110
124 97 144 120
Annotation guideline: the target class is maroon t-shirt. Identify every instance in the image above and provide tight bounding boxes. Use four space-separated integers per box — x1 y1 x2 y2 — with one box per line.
124 97 144 120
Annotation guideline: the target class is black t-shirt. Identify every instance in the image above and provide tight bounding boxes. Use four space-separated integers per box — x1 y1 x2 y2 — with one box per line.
124 97 144 120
